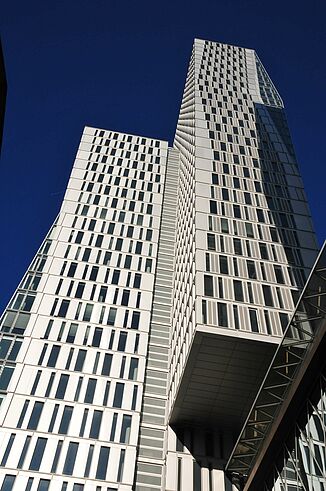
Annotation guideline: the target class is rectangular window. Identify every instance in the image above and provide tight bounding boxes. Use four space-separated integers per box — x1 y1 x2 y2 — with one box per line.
84 379 97 404
234 280 244 302
17 435 31 469
29 437 47 470
66 323 78 343
47 345 60 367
92 328 102 347
217 303 228 327
128 358 138 380
101 354 113 376
233 238 242 255
249 309 259 333
107 307 117 326
75 282 85 299
37 480 50 491
0 366 14 391
219 256 228 274
247 260 256 279
55 374 69 399
262 285 274 307
27 401 44 430
259 243 269 260
209 201 218 214
83 304 93 322
120 415 132 443
204 275 214 297
74 349 86 371
0 476 16 491
117 449 125 482
63 442 78 476
95 446 110 480
0 434 15 466
207 234 215 251
58 300 70 318
58 406 73 434
84 445 94 478
274 265 285 284
89 410 103 439
113 383 124 408
117 332 127 351
131 311 140 329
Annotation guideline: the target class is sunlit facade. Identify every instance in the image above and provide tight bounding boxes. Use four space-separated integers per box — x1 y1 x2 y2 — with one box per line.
0 39 323 491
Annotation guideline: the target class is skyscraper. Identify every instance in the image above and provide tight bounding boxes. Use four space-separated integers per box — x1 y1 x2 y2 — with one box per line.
0 39 323 491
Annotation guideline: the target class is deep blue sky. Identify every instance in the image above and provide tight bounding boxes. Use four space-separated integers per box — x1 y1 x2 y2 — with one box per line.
0 0 325 312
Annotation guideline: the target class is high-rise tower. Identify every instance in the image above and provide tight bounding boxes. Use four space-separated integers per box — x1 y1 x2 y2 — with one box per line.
0 39 323 491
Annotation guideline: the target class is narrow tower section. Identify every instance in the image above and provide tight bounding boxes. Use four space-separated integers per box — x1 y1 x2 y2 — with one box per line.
169 38 318 449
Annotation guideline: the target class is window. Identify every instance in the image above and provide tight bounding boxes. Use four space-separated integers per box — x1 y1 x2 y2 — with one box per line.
37 480 50 491
17 436 31 469
0 434 15 466
133 274 141 289
29 437 47 470
66 323 78 343
27 401 44 430
209 201 217 214
120 415 132 443
274 265 285 284
249 309 259 333
89 410 103 439
219 256 228 274
83 304 93 322
233 238 242 255
128 358 138 380
0 367 14 391
0 476 16 491
110 413 118 441
47 345 60 367
259 243 269 260
92 328 102 347
233 205 241 218
221 218 229 233
245 223 254 238
95 446 110 480
84 445 94 478
107 307 117 326
98 286 107 302
113 383 124 408
63 442 79 475
101 354 113 376
204 275 214 297
217 303 228 327
234 280 244 302
58 300 70 318
84 379 97 404
74 349 86 371
207 234 215 251
118 332 127 351
262 285 274 307
131 311 140 329
55 374 69 399
279 313 289 333
117 449 125 482
58 406 73 434
121 290 130 306
75 282 85 299
247 260 256 279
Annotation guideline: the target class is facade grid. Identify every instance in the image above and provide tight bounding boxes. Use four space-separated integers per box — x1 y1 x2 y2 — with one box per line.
0 38 323 491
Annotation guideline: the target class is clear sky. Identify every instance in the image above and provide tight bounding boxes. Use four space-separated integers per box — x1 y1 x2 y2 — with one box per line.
0 0 325 312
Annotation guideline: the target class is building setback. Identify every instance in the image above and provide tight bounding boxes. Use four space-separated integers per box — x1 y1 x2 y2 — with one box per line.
0 39 323 491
